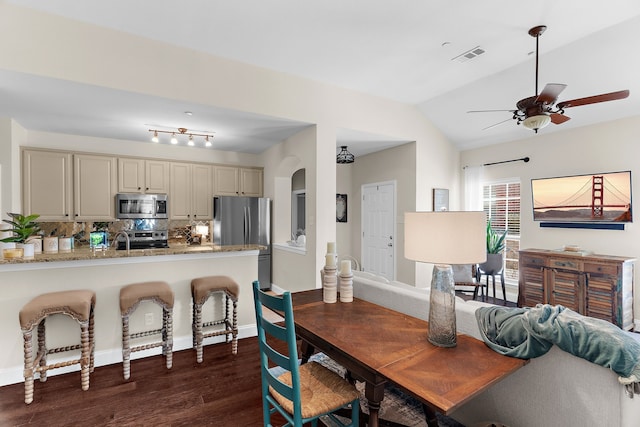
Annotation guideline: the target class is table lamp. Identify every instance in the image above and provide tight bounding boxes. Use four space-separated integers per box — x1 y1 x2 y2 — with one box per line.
405 211 486 347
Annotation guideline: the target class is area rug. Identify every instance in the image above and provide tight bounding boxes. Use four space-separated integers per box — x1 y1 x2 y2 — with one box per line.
310 353 466 427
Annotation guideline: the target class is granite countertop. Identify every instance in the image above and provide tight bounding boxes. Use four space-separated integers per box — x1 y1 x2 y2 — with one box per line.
0 243 265 265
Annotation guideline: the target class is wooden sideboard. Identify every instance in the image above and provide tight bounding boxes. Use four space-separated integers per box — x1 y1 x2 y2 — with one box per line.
518 248 635 330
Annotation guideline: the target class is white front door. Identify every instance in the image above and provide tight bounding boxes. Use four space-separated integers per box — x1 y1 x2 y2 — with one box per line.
361 182 396 280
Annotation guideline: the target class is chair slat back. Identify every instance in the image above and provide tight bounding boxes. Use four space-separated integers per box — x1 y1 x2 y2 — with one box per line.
252 281 302 412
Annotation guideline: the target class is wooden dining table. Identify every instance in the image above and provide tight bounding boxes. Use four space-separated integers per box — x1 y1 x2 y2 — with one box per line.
291 290 528 427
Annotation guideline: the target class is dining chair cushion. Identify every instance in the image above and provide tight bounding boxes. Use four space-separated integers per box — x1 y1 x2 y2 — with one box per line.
269 361 360 419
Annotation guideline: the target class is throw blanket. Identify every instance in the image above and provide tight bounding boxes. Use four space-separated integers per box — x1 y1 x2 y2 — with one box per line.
475 304 640 398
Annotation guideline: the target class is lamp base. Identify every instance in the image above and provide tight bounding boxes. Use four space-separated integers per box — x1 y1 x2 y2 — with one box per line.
428 264 457 347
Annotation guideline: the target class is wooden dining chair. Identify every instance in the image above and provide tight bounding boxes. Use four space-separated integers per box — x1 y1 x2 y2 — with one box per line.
252 281 360 427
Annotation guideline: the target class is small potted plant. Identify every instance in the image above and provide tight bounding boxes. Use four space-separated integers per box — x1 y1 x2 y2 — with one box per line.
478 219 508 274
1 213 41 259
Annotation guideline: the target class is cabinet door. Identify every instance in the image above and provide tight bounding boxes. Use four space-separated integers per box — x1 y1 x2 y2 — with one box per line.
214 166 239 196
22 150 73 221
191 164 213 220
518 254 546 307
118 158 145 193
584 263 619 326
240 168 263 197
145 160 170 193
74 154 117 220
169 162 192 220
549 269 584 313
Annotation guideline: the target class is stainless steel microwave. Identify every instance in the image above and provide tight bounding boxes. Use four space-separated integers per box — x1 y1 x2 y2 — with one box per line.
116 194 168 219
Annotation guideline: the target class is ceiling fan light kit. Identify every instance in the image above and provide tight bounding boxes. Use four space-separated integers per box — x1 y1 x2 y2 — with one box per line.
469 25 629 134
522 114 551 132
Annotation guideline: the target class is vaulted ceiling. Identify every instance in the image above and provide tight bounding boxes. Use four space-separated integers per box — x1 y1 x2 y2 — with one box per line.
2 0 640 156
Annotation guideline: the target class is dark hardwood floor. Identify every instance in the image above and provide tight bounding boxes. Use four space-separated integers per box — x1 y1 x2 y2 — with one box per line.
0 338 284 426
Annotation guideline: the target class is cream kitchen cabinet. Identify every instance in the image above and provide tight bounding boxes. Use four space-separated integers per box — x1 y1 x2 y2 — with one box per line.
22 149 73 221
213 166 263 197
73 154 118 220
169 162 212 220
118 158 169 194
23 150 117 221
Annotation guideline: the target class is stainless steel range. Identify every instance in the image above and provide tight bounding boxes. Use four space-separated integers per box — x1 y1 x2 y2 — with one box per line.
116 229 168 250
115 218 168 250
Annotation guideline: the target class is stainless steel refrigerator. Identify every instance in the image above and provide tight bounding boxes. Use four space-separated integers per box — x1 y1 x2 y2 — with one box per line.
213 196 271 289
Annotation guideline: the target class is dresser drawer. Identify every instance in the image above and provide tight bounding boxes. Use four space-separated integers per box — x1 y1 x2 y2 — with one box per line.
583 263 618 276
549 258 582 271
521 255 546 267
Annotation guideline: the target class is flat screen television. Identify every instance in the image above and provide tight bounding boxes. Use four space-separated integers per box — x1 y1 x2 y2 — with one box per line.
531 171 632 223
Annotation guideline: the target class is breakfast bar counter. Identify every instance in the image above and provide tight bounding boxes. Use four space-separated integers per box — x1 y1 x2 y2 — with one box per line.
0 243 265 267
0 244 261 386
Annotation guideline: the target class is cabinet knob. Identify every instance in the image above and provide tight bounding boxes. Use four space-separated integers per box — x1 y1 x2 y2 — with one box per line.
138 187 141 190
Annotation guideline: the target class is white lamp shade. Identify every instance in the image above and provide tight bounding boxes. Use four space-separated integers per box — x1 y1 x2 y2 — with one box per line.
404 211 486 265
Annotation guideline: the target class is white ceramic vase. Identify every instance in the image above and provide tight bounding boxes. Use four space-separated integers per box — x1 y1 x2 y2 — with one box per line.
17 242 35 259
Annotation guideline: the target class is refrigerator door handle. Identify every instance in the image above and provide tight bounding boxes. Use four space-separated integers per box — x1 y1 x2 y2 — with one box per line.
244 206 249 245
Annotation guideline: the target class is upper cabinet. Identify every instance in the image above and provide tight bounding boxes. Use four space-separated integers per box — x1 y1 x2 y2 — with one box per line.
118 158 169 194
73 154 118 221
22 149 117 221
214 166 263 197
169 162 213 220
23 149 73 221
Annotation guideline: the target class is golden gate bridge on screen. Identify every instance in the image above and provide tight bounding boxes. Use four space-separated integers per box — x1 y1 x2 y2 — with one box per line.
533 175 632 222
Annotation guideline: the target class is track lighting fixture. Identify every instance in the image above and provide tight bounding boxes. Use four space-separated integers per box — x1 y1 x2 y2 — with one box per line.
148 127 216 147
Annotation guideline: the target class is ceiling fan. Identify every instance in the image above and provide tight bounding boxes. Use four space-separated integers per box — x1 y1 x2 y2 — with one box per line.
469 25 630 133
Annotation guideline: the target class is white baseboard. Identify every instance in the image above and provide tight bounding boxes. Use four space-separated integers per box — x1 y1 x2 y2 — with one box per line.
0 324 258 388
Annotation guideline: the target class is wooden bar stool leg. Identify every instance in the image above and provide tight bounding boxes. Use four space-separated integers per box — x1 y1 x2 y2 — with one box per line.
122 315 131 380
37 321 47 383
164 307 173 370
23 329 34 405
89 310 95 372
191 300 197 349
80 322 90 391
224 295 230 344
231 298 238 355
195 303 203 363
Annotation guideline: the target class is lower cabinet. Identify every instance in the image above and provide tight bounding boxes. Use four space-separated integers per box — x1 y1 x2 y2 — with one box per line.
518 249 635 330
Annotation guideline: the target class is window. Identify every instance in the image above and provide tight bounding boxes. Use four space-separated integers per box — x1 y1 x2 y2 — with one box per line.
483 181 520 283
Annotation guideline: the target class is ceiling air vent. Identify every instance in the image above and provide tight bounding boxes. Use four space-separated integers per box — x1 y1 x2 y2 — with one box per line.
451 46 485 63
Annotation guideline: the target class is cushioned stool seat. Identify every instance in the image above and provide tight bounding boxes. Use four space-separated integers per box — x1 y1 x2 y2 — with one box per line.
120 281 174 380
19 289 96 404
191 276 239 363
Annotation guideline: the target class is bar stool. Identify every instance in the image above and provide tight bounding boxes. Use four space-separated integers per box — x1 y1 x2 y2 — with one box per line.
191 276 239 363
18 289 96 404
120 281 174 380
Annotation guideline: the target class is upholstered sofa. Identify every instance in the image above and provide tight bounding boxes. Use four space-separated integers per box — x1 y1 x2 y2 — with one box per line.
351 270 640 427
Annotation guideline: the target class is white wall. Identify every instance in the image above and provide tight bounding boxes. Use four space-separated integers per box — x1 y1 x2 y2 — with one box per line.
461 115 640 325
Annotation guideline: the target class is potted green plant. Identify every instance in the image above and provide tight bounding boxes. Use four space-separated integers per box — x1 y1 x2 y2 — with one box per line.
1 213 41 259
478 219 508 274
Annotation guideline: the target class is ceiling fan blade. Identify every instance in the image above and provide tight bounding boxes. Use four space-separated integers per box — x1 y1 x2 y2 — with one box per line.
550 113 570 124
482 118 513 131
536 83 567 104
557 90 630 109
